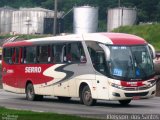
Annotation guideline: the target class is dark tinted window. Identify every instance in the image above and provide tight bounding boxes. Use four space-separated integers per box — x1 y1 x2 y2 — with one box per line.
3 47 22 64
3 48 13 64
15 48 20 64
65 42 85 63
86 41 107 75
52 42 86 63
23 46 36 64
52 44 65 63
37 45 51 63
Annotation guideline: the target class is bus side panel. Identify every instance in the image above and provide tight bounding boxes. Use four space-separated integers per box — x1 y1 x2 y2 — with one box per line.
66 63 96 98
2 62 21 93
2 63 54 94
75 65 97 98
23 64 54 95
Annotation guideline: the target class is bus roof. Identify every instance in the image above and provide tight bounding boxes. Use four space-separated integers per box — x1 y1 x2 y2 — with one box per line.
3 32 147 47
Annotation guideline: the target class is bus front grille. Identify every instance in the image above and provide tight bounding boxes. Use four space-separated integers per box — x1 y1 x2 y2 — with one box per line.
125 92 149 97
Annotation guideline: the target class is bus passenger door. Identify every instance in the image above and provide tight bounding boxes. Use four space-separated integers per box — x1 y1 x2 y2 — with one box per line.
95 52 109 99
96 74 109 99
90 48 109 99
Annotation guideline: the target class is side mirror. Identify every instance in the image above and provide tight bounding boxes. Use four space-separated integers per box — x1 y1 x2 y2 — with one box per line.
148 44 156 59
99 44 110 61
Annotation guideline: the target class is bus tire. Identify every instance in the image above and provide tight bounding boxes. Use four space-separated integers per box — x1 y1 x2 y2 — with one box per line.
58 97 71 102
81 85 96 106
26 83 43 101
119 100 131 105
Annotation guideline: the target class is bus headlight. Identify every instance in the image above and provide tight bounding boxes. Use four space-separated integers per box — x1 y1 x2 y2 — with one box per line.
110 83 124 89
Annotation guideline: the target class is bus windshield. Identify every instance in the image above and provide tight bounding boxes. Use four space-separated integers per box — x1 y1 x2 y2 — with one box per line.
107 45 154 80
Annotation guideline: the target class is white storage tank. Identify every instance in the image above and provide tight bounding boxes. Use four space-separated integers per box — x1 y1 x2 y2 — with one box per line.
73 6 98 34
0 7 14 34
107 7 137 32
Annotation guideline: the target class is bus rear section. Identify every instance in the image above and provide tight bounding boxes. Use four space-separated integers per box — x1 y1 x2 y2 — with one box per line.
2 33 157 106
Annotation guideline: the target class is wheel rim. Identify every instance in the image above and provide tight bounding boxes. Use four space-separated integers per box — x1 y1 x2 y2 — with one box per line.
84 90 92 102
27 86 34 99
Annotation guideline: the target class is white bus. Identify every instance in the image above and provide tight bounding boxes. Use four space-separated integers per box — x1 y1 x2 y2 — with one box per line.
2 32 156 106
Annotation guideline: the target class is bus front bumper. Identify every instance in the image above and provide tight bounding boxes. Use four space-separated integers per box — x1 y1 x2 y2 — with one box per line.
108 84 156 100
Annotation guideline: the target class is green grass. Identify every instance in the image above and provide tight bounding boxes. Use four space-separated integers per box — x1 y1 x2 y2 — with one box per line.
113 23 160 50
0 107 98 120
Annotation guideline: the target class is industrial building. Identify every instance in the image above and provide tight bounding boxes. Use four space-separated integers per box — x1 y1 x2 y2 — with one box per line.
0 7 63 34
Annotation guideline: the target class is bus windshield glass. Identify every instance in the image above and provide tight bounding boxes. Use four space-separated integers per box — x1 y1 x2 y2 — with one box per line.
107 45 154 80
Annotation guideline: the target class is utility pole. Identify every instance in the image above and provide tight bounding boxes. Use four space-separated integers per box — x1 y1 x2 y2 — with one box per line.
118 0 121 8
53 0 58 36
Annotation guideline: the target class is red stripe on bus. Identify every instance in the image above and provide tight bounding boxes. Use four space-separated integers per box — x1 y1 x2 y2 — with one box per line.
121 81 144 87
102 33 146 45
3 41 32 47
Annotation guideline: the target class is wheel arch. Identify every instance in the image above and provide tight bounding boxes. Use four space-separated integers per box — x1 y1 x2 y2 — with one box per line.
79 82 89 97
79 82 97 106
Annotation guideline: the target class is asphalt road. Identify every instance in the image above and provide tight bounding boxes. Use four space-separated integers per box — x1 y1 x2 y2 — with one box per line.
0 89 160 119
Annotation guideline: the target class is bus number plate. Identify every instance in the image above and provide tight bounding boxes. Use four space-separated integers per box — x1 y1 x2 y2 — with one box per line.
133 96 140 100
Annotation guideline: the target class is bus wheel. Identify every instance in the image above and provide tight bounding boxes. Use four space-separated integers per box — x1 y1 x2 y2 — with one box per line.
119 100 131 105
58 97 71 102
26 83 43 101
81 85 96 106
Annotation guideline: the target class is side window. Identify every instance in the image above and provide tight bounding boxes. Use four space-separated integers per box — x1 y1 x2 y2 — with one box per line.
3 47 22 64
3 48 13 64
52 42 86 63
37 45 50 63
23 46 36 64
15 48 19 64
65 42 86 63
86 41 108 75
52 44 65 63
11 48 16 63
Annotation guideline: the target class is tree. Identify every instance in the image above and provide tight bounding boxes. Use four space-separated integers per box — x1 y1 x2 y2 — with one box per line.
41 0 54 10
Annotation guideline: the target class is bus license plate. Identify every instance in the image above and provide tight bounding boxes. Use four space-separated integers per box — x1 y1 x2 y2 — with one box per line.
133 96 140 100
